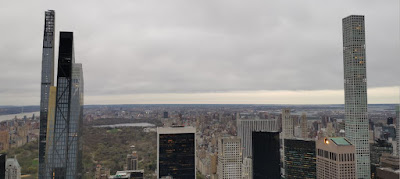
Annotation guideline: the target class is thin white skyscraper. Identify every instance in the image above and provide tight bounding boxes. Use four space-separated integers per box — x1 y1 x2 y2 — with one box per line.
342 15 370 178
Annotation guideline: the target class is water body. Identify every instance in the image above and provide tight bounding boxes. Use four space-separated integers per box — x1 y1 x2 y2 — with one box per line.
93 123 155 128
0 111 40 122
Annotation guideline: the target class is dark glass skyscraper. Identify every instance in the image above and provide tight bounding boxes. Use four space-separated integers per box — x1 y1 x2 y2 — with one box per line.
284 139 316 179
45 32 84 179
157 127 196 179
39 10 55 178
252 131 280 179
0 154 5 179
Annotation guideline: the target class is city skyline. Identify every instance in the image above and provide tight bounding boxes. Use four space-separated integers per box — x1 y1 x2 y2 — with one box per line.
0 2 399 178
0 0 399 105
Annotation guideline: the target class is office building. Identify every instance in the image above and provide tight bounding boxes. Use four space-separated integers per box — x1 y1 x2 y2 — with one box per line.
0 154 5 179
342 15 370 178
397 105 399 157
379 153 399 170
316 137 355 179
45 32 84 178
300 113 308 139
376 168 399 179
109 170 144 179
387 117 394 125
39 10 55 178
126 151 138 170
5 158 21 179
242 157 252 179
0 131 9 151
237 114 278 158
95 165 110 179
157 127 196 179
282 109 294 139
370 139 392 165
252 132 280 179
163 112 168 118
284 139 316 179
217 136 242 179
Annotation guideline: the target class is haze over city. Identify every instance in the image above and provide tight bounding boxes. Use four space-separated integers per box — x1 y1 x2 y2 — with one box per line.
0 0 399 105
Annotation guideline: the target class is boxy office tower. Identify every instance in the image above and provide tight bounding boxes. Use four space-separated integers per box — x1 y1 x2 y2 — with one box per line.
252 131 280 179
45 32 84 179
157 127 196 179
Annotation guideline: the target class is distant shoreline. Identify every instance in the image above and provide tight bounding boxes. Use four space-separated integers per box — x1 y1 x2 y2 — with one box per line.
0 111 39 122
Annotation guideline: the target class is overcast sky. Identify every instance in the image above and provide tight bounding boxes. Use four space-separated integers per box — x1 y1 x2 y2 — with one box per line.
0 0 399 105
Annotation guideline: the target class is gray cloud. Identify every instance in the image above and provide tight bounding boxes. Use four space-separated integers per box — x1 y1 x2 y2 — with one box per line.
0 0 399 105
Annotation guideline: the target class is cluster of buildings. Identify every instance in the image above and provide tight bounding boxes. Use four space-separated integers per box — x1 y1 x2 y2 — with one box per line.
37 10 85 179
157 15 400 179
0 116 39 151
95 146 145 179
1 9 398 179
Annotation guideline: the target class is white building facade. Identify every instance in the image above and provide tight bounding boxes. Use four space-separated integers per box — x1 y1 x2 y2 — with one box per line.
217 136 242 179
5 158 21 179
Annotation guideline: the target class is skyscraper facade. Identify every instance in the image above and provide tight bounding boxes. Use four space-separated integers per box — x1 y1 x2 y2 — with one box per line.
316 137 356 179
252 131 280 179
126 151 138 170
300 113 308 139
45 86 56 173
45 32 84 179
217 136 242 179
342 15 370 178
39 10 55 178
242 157 252 179
284 139 316 179
0 154 5 179
397 105 399 157
237 114 279 158
157 127 196 179
282 109 294 139
5 158 21 179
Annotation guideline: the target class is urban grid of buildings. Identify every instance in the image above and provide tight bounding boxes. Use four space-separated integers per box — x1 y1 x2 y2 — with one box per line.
0 10 398 179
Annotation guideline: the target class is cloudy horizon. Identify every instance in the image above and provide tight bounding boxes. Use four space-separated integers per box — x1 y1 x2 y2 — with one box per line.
0 0 399 105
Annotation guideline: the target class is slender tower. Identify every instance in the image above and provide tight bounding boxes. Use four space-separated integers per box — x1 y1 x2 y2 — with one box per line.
300 113 308 139
342 15 370 178
39 10 55 178
46 32 84 178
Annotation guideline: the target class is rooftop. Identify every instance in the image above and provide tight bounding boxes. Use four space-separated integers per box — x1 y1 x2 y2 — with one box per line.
330 137 352 146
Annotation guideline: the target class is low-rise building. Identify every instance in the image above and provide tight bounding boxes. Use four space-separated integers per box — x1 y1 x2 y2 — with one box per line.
5 158 21 179
108 170 144 179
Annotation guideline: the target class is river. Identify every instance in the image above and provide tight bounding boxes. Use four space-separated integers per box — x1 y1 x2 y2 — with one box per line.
0 111 40 122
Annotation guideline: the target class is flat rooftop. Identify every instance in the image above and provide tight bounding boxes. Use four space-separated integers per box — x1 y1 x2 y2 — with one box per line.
157 126 196 134
330 137 352 146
